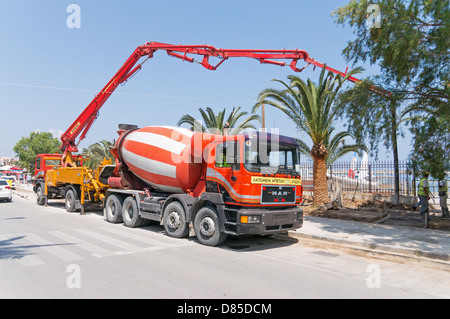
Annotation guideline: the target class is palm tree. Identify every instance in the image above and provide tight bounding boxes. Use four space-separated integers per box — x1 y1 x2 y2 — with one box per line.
177 106 260 135
252 67 363 205
297 127 368 166
81 139 114 169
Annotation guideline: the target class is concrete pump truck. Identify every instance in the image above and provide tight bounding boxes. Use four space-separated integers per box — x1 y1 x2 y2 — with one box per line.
34 42 360 246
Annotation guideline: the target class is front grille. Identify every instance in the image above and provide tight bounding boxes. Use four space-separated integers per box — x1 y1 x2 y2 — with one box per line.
261 186 296 204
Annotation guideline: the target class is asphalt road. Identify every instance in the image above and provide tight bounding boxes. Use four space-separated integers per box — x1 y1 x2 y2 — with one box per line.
0 190 449 299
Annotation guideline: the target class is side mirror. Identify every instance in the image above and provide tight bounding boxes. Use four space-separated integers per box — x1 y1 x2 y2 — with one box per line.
225 166 238 182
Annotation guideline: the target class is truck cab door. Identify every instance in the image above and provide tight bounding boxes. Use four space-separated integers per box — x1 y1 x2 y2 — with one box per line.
212 141 242 202
34 156 43 179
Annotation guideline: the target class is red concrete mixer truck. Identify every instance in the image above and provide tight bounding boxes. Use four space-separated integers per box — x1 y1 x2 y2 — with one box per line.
35 42 361 246
105 124 303 246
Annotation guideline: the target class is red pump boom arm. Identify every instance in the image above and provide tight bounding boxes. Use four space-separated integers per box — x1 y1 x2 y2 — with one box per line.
60 41 361 153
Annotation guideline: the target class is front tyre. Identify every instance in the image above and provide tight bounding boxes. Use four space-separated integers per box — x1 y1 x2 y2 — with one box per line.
36 186 45 206
194 206 227 246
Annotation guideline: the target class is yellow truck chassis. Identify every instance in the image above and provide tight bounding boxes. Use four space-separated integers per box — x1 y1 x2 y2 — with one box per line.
34 155 113 213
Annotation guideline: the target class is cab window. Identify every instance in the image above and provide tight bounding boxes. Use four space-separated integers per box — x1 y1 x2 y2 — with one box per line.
215 142 240 170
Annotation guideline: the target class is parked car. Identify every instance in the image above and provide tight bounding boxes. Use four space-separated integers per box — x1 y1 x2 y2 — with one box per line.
0 180 12 202
0 176 16 189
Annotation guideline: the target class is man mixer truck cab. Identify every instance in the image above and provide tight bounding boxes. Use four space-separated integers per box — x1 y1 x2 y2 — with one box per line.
34 42 362 246
104 125 303 246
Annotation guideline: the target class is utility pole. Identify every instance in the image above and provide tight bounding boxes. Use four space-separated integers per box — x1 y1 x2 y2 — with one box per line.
261 104 266 132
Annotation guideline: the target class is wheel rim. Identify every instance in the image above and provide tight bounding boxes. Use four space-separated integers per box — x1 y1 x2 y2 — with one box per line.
200 217 215 237
66 192 74 209
107 201 116 216
168 211 181 229
124 202 133 219
37 188 42 203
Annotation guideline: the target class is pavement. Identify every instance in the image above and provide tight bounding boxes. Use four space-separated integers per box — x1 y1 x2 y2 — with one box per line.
289 216 450 264
13 183 450 264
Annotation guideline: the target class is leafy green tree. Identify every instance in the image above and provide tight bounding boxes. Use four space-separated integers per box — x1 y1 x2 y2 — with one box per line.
13 131 61 174
81 140 114 169
252 67 363 205
333 0 449 201
177 106 260 135
408 107 450 178
333 0 449 101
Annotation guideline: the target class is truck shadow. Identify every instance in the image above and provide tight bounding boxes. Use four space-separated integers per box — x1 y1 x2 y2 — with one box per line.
139 223 299 251
220 234 299 252
37 203 299 251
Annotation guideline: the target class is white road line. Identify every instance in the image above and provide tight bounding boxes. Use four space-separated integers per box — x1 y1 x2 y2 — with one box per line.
20 233 84 262
0 234 45 267
99 226 179 248
47 230 118 258
74 228 146 254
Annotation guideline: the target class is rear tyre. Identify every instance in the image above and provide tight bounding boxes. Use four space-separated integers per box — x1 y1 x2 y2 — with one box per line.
163 202 189 238
194 206 227 246
122 196 144 228
65 188 78 213
105 194 123 223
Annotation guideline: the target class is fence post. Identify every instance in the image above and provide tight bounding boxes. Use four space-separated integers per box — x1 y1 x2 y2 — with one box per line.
368 163 372 193
406 169 410 196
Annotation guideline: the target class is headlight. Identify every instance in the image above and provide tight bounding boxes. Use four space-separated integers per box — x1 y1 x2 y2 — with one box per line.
240 215 261 224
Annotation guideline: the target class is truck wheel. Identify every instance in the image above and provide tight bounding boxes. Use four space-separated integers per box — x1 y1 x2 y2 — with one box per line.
65 188 78 212
36 186 45 206
163 202 189 238
194 206 227 246
105 194 123 223
122 196 144 228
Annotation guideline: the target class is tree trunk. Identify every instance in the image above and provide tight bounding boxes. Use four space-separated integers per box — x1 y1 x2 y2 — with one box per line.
390 99 400 205
312 156 330 205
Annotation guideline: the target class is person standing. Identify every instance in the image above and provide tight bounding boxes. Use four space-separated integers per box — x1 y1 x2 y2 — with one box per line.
418 172 430 221
438 176 449 218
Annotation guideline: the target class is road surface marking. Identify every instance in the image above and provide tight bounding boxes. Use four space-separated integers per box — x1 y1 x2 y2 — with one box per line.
20 233 84 262
47 230 119 258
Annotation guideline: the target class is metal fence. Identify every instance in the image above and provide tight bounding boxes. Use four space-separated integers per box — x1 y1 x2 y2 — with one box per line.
299 160 447 198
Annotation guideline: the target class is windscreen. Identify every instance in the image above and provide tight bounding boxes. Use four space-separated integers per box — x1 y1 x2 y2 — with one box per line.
244 134 300 175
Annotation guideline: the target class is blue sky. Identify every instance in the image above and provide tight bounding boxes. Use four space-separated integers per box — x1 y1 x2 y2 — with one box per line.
0 0 412 161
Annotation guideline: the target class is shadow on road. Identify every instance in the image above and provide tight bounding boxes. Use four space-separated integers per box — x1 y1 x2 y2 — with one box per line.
221 234 299 252
0 235 75 261
0 236 29 260
32 198 299 252
139 223 299 251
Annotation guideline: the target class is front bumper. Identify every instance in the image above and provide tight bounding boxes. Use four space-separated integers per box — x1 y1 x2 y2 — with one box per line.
230 206 303 235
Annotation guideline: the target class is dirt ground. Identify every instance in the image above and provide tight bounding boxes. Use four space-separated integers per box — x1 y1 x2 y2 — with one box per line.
301 196 450 231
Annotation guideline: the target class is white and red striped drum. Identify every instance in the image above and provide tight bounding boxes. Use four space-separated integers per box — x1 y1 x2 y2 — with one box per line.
119 126 203 194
